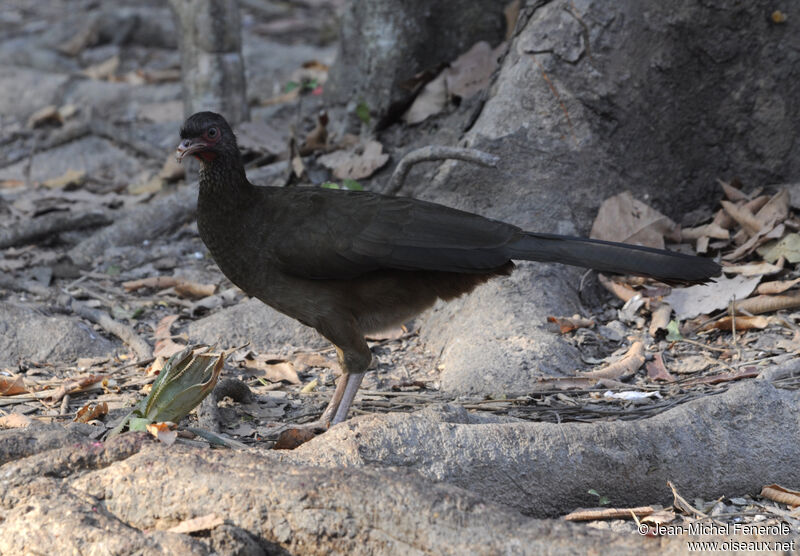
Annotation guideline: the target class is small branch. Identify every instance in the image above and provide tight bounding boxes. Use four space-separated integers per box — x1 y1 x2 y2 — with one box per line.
0 211 111 249
386 146 499 195
69 299 151 360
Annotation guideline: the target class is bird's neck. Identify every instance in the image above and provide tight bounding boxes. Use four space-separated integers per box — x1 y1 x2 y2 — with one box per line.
198 157 252 200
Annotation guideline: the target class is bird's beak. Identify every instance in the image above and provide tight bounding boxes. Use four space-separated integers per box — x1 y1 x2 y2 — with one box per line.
175 138 208 162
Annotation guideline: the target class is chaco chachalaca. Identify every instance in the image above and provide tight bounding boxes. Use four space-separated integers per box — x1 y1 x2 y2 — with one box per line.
176 111 720 427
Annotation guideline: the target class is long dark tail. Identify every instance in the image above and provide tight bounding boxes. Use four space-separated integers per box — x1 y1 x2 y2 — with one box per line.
505 232 720 286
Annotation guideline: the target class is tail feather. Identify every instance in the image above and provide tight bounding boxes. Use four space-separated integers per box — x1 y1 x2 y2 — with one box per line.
505 232 720 286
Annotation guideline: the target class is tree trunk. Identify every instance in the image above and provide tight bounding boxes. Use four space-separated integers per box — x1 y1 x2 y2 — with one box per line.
169 0 249 125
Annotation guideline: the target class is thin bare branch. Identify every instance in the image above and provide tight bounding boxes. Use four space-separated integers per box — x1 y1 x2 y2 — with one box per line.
386 146 499 194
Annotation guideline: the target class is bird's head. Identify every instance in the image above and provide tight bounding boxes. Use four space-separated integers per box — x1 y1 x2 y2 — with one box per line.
176 112 238 164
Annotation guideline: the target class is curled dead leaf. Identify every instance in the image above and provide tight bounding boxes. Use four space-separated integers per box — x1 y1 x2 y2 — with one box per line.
760 484 800 508
597 274 637 302
720 200 762 235
583 341 645 380
700 315 770 332
681 222 729 241
731 292 800 315
564 506 657 521
756 277 800 295
722 259 784 277
648 304 672 337
547 315 594 334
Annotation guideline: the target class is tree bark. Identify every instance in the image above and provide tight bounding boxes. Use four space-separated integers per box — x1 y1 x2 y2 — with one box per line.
169 0 249 125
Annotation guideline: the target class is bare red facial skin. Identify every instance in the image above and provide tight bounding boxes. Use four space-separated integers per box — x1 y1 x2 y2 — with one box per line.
194 151 218 162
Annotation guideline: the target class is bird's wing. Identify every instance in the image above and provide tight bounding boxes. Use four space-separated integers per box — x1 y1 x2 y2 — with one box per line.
268 188 519 279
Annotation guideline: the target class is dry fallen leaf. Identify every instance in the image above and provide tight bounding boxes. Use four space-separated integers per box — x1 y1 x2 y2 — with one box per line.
731 292 800 315
669 355 710 375
403 72 448 125
641 509 677 525
681 222 729 241
146 422 178 446
74 401 109 423
720 200 762 235
718 178 749 202
445 41 504 100
547 315 595 334
757 233 800 264
648 304 672 337
0 413 33 429
564 506 657 521
756 277 800 295
83 55 120 80
646 352 675 382
724 222 785 261
41 169 87 190
0 375 27 396
753 189 790 229
167 513 225 534
722 259 784 277
761 484 800 508
699 315 770 332
317 140 389 180
597 274 638 302
244 357 301 385
582 341 645 380
292 353 336 373
590 192 680 248
298 111 329 156
664 274 761 319
153 314 186 359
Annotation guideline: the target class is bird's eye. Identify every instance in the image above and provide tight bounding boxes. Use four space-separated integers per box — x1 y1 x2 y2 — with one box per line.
207 127 218 138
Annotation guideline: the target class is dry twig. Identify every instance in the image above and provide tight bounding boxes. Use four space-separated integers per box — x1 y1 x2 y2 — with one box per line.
68 299 151 359
386 146 499 194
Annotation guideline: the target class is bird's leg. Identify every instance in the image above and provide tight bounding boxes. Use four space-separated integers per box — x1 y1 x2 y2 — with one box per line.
319 337 372 425
332 372 365 424
318 370 350 425
274 336 371 435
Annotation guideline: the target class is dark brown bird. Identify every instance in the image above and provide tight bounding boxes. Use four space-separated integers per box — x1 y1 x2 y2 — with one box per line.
177 111 720 427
